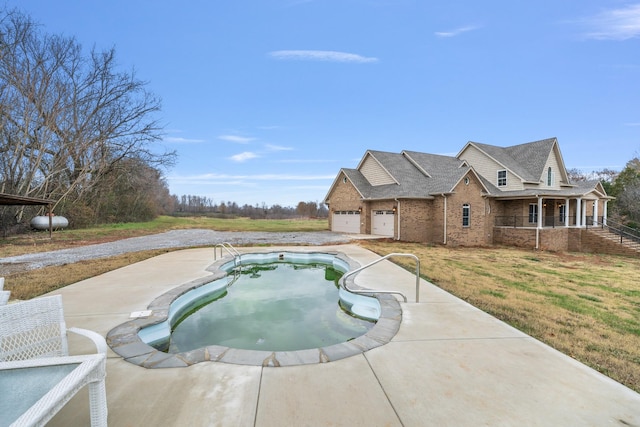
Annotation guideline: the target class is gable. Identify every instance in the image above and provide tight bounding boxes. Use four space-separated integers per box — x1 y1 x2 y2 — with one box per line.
457 144 524 191
538 149 563 189
457 138 573 193
359 153 397 186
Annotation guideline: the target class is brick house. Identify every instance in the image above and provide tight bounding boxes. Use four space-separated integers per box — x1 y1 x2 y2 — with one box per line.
324 137 612 251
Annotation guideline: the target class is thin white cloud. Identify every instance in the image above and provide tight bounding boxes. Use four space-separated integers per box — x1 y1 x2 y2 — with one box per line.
163 136 206 144
580 4 640 40
435 25 480 38
269 50 378 63
218 135 256 144
230 152 259 162
265 144 293 151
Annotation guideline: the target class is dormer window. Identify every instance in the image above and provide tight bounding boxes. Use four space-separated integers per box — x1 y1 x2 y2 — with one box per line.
497 170 507 187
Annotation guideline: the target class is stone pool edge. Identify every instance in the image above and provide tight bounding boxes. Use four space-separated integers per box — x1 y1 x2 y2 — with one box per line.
105 250 402 368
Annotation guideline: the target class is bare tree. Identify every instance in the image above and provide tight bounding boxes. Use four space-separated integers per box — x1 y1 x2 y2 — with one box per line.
0 7 175 228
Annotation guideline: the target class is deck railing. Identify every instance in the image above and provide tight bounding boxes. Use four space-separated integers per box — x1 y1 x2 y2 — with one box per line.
494 215 581 228
587 218 640 245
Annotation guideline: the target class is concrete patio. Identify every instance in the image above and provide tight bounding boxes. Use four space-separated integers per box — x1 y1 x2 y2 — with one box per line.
47 244 640 426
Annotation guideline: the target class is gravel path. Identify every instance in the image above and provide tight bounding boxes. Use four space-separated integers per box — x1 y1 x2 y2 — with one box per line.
0 229 356 273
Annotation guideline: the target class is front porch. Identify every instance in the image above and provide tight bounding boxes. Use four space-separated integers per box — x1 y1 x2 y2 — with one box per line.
495 196 608 230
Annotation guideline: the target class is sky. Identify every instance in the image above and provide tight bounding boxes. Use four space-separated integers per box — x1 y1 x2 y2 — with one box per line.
6 1 640 207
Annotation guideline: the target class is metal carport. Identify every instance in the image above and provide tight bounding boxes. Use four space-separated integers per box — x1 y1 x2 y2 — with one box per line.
0 193 55 237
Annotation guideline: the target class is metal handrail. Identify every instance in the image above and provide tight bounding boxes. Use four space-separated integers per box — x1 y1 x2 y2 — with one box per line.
214 242 241 265
339 253 421 303
590 218 640 245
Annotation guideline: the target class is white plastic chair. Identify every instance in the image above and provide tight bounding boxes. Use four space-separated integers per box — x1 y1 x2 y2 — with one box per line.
0 294 108 426
0 277 8 306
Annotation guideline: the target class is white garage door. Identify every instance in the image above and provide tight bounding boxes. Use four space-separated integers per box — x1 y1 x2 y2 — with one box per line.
372 210 394 237
332 211 361 234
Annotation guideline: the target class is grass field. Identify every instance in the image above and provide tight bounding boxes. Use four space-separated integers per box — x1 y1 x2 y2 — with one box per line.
1 216 639 392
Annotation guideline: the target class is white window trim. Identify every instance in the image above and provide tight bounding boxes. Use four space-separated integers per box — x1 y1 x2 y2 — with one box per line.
497 170 507 187
528 203 538 223
547 167 555 187
462 204 470 227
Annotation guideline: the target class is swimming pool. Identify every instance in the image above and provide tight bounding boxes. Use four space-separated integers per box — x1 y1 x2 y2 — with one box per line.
107 250 402 367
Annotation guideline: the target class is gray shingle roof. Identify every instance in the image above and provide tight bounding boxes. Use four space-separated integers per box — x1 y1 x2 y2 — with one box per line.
402 151 469 194
359 150 433 199
469 138 557 182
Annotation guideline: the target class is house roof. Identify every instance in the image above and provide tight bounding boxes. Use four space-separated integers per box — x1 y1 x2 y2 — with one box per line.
459 137 559 183
342 151 432 200
402 151 470 194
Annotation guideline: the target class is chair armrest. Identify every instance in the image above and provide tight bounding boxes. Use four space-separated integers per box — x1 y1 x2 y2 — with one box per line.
68 327 108 355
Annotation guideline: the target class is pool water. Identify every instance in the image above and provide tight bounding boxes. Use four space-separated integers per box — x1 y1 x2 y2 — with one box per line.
160 262 375 353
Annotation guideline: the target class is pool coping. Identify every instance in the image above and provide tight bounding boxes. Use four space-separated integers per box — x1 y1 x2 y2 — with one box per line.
106 250 402 368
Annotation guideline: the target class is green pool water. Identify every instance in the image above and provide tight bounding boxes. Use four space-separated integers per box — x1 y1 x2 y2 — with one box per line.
163 262 375 353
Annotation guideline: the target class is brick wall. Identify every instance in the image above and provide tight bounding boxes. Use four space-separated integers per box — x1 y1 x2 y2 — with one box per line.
579 230 639 257
540 228 568 251
326 173 363 232
493 227 536 248
430 196 445 244
399 199 430 242
446 174 489 246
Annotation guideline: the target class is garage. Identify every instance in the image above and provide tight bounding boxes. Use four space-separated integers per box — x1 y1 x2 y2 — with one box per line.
372 210 394 237
332 211 361 234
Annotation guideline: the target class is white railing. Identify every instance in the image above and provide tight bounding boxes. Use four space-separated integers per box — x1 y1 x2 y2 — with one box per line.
214 242 241 265
339 253 421 303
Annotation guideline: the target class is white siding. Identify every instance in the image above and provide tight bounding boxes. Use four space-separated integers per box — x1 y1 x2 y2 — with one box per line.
458 145 523 191
360 155 396 186
539 151 563 190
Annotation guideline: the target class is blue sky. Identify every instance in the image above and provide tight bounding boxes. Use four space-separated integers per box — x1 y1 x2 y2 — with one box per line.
8 1 640 207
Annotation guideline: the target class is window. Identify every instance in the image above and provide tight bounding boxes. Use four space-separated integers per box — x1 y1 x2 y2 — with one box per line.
462 204 470 227
497 170 507 187
559 204 566 223
528 204 538 223
547 167 554 186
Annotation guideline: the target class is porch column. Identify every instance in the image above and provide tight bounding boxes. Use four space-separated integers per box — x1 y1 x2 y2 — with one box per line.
582 199 587 227
593 200 599 226
576 198 582 227
603 200 608 226
537 197 543 229
565 198 569 227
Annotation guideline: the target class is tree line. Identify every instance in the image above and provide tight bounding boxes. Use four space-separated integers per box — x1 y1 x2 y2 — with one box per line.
172 196 328 219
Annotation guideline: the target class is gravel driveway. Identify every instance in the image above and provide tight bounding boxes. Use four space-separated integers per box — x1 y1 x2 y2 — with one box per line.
0 229 356 273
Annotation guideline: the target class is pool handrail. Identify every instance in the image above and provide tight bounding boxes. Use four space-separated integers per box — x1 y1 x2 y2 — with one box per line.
214 242 241 265
339 253 421 303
